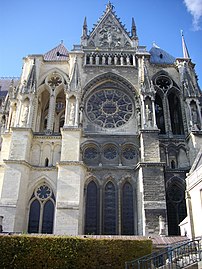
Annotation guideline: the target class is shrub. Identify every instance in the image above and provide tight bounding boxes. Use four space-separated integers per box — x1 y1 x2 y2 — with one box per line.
0 234 152 269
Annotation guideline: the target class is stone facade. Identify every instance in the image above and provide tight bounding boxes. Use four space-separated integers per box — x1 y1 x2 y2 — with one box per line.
0 3 201 236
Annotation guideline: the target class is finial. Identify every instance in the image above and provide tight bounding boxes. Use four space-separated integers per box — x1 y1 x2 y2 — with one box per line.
131 17 137 37
181 30 190 59
106 1 114 11
82 17 88 38
60 40 63 44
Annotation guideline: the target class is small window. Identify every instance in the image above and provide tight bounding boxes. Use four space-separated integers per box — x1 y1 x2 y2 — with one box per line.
171 160 176 169
45 158 49 167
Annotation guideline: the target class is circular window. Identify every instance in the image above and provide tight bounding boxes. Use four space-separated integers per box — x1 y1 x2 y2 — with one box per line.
103 146 118 160
155 76 172 90
86 89 133 128
36 184 52 200
123 147 136 160
84 147 98 160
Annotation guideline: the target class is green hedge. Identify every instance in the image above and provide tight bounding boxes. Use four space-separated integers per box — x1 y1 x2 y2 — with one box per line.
0 234 152 269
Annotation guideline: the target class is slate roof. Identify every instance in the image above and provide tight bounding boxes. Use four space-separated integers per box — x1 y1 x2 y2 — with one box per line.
0 77 20 97
149 46 175 64
43 43 69 61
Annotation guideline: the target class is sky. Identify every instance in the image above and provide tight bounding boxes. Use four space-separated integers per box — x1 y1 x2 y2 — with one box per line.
0 0 202 88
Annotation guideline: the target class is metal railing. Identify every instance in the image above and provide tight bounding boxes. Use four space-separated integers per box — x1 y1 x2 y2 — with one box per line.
125 238 202 269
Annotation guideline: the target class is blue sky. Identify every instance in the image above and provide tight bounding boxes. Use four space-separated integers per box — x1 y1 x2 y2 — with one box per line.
0 0 202 87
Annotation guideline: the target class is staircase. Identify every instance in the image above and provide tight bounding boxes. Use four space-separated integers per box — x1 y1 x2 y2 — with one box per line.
125 238 202 269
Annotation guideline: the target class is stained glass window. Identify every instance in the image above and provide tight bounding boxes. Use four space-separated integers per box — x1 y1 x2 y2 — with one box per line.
85 181 99 234
103 146 117 160
122 182 134 235
86 89 133 128
84 147 98 160
122 147 136 160
28 183 55 234
103 182 117 235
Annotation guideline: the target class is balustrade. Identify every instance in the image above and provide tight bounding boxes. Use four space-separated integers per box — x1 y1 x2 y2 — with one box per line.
85 53 135 66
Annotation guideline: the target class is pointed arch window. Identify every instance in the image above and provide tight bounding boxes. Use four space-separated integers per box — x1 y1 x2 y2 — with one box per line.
155 93 165 134
103 181 117 235
85 181 99 234
168 92 184 135
166 180 187 235
122 182 134 235
28 183 55 234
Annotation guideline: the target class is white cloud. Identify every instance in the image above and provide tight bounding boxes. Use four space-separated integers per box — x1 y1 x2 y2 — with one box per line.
183 0 202 30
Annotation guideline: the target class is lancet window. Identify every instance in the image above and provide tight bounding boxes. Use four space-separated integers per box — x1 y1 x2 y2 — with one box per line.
28 183 55 234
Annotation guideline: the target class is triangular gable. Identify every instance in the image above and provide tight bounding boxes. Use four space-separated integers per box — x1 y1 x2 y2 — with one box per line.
44 43 69 61
189 149 202 174
87 4 133 49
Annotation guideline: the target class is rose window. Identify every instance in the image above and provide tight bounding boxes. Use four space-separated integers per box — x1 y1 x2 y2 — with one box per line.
36 184 51 200
86 89 133 128
122 147 136 160
84 147 98 160
103 146 117 160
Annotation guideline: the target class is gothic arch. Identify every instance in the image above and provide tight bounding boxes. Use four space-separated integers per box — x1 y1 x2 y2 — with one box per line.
103 180 118 234
38 68 69 87
82 72 138 101
166 176 186 235
81 141 100 165
155 92 165 134
121 181 135 235
27 181 55 234
167 89 184 135
84 178 100 235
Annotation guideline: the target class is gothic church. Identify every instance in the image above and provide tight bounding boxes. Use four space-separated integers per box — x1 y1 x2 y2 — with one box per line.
0 3 201 236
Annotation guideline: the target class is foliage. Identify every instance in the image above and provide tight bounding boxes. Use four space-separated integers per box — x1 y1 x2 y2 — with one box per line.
0 234 152 269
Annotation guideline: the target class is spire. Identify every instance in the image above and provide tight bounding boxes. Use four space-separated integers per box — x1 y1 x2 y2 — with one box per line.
131 18 137 37
82 17 88 38
181 30 190 59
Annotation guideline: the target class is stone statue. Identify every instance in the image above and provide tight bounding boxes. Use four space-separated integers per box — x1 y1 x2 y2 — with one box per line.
159 215 166 236
11 107 16 127
191 108 199 130
22 104 29 126
145 104 152 127
137 110 141 128
79 106 83 126
69 103 75 126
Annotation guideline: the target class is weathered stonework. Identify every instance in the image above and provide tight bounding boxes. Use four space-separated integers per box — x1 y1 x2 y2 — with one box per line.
0 3 201 236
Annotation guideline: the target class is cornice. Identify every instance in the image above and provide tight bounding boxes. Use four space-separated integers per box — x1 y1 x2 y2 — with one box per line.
3 159 32 168
139 129 160 134
57 161 86 168
3 159 57 171
136 162 165 168
33 134 62 140
62 127 82 132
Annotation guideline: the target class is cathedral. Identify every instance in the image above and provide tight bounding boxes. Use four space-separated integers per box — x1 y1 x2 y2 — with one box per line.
0 2 201 236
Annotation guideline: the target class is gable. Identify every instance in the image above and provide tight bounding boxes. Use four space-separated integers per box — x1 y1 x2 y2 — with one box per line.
87 7 133 49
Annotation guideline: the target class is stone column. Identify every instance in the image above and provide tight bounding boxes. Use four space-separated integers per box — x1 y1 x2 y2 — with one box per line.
151 98 157 128
141 96 146 129
95 55 99 65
